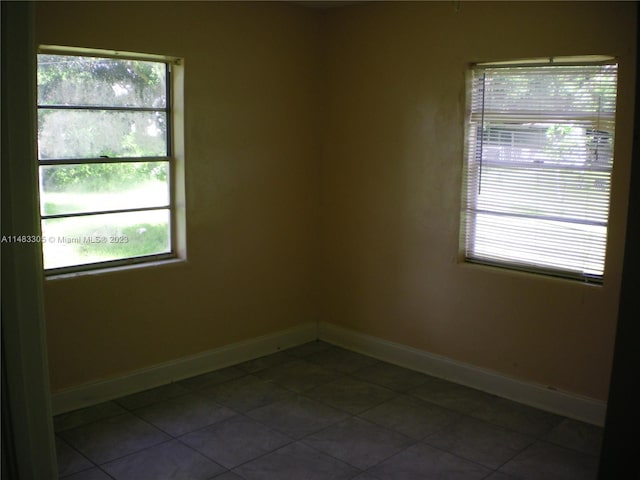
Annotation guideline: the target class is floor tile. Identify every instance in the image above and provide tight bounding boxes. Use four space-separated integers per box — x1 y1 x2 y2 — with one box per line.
369 442 491 480
351 362 430 392
133 393 236 437
201 374 292 412
180 414 291 469
484 472 518 480
247 394 348 439
423 415 534 469
351 473 383 480
235 351 295 373
56 436 94 476
59 467 113 480
544 418 603 456
253 359 339 393
304 346 379 373
305 376 396 414
115 383 190 410
212 472 245 480
409 378 496 415
303 417 413 470
470 397 564 437
54 401 127 432
53 342 603 480
58 412 170 464
233 442 359 480
359 394 460 439
102 439 225 480
499 441 600 480
177 366 248 391
284 341 333 358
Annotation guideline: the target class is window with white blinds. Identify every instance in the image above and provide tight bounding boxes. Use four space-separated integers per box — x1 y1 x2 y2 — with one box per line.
462 58 618 283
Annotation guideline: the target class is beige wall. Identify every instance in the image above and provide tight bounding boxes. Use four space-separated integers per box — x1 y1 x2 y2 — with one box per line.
37 1 322 391
319 1 636 401
38 1 636 402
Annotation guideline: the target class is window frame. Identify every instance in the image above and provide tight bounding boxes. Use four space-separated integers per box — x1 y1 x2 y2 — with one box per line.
37 46 185 276
460 56 618 284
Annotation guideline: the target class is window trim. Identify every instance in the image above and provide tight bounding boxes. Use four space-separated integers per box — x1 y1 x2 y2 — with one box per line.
37 46 186 276
460 56 618 284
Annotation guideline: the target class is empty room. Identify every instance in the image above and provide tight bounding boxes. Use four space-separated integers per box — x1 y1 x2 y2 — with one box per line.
2 1 637 479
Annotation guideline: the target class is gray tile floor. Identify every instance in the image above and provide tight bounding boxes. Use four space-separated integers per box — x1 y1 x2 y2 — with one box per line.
55 341 603 480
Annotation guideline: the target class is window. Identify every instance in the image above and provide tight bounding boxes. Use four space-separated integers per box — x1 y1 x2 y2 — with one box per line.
37 48 183 273
462 57 618 283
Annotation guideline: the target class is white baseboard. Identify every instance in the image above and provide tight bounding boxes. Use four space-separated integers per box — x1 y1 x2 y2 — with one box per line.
318 322 607 426
52 319 607 426
51 322 318 415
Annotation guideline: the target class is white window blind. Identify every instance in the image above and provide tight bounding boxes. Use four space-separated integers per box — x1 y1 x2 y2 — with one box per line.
463 60 618 283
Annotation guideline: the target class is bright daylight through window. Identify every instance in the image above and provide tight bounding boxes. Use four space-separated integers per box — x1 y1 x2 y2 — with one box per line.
462 58 618 283
37 50 177 272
